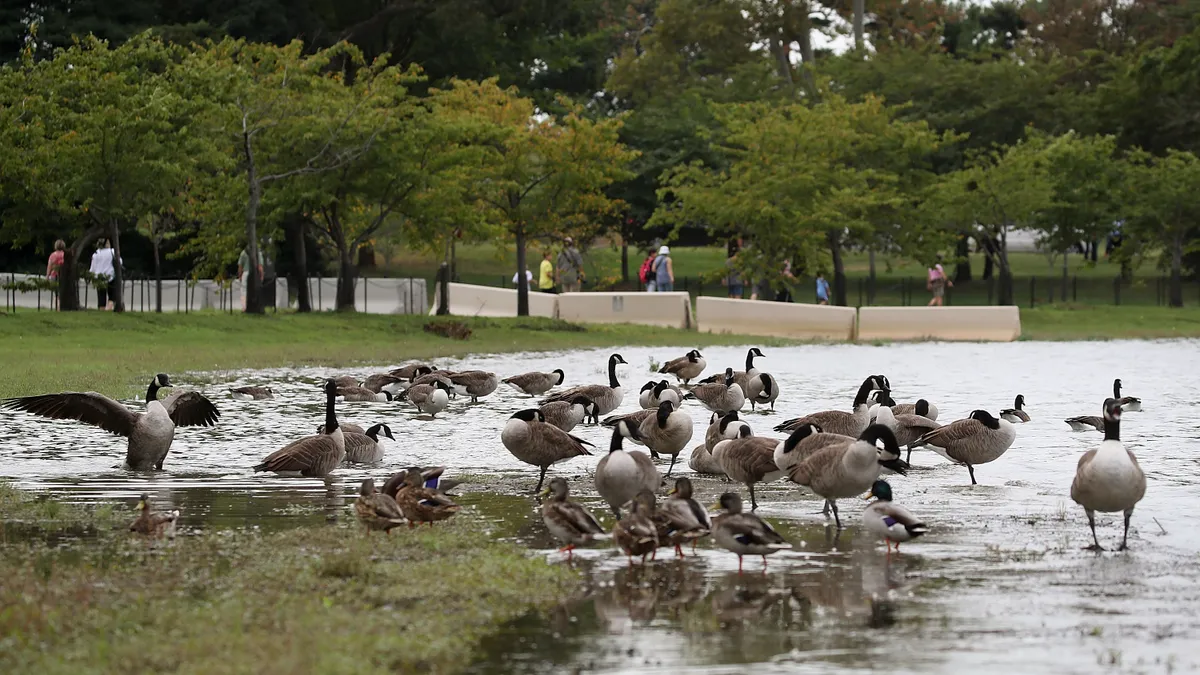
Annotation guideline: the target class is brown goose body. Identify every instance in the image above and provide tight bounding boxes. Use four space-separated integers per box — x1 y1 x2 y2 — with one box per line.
503 369 565 396
256 380 345 477
658 349 706 384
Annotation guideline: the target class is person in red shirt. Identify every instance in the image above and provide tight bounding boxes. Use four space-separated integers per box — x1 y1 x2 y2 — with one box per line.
46 239 65 310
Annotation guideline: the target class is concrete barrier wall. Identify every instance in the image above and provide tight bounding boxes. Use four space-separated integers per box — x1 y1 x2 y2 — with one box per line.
556 291 693 329
697 297 856 340
430 282 556 318
857 306 1022 342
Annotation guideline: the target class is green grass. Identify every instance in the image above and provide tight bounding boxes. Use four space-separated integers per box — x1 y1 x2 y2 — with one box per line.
0 484 576 675
0 312 792 399
1020 305 1200 340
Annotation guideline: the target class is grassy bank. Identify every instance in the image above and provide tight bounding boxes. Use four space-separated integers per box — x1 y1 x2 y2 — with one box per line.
0 484 575 674
1020 305 1200 340
0 312 788 399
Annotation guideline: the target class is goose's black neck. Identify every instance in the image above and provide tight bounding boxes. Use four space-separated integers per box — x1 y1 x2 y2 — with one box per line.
608 357 621 389
366 423 382 439
745 349 757 372
325 388 340 433
146 383 161 402
609 428 625 452
656 404 671 427
1103 417 1121 442
853 379 874 407
1113 380 1121 398
760 374 772 397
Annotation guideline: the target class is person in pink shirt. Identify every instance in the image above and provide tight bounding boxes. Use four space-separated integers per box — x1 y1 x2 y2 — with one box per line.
46 239 65 309
926 256 953 307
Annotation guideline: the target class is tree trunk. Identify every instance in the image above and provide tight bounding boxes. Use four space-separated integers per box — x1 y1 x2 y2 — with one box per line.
954 234 972 283
621 241 629 283
109 223 125 312
1169 230 1183 307
244 177 264 314
516 226 529 317
336 247 357 312
867 247 876 304
289 218 311 312
852 0 865 51
1061 250 1068 303
827 230 847 306
152 235 162 313
981 234 996 280
59 225 105 311
997 225 1013 306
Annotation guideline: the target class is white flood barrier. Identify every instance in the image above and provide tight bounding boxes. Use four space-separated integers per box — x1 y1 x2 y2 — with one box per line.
556 291 693 329
857 306 1022 342
696 297 856 340
429 282 556 318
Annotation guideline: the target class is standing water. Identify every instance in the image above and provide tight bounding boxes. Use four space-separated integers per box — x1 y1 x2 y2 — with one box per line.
2 340 1199 673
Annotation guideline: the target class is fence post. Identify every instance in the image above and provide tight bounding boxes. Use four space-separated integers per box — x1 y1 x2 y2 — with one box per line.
1030 277 1036 309
1072 276 1077 303
857 278 863 307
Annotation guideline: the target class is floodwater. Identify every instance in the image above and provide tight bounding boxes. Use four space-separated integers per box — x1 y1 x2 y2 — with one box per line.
3 341 1200 673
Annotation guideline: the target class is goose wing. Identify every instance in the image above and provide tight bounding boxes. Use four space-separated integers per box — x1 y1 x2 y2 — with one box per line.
2 392 139 437
601 409 653 428
1065 415 1103 431
913 418 984 448
532 422 593 457
161 391 220 428
658 355 691 375
542 384 609 406
362 373 403 393
786 444 843 486
503 372 550 389
254 435 339 472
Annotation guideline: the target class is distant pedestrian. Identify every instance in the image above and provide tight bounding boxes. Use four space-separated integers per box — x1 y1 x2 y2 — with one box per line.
538 251 556 293
239 245 265 311
512 269 533 287
653 245 674 292
775 259 795 303
557 237 585 293
725 238 744 298
89 238 118 311
815 273 831 305
46 239 65 309
639 250 658 292
927 257 952 307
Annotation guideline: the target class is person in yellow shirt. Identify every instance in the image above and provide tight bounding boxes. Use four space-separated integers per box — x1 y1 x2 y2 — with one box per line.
538 250 556 293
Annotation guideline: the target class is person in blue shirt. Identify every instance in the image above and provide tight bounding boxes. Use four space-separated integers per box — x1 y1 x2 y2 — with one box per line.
815 272 831 305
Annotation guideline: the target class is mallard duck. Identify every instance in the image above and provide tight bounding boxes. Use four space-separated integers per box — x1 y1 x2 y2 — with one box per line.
503 369 566 397
710 492 791 573
659 477 712 556
1070 398 1146 551
658 349 706 384
908 410 1016 485
1000 394 1031 423
129 493 179 538
380 466 459 498
394 467 461 527
540 477 610 560
863 479 928 554
354 478 406 535
613 490 660 565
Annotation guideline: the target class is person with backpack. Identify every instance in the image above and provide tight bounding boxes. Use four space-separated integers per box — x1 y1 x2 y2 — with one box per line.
653 245 674 292
639 250 658 292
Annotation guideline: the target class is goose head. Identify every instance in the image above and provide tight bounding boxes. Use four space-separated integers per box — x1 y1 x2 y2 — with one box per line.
781 422 822 456
1014 394 1025 409
323 379 339 397
366 423 395 441
859 424 902 460
869 374 892 392
611 419 642 447
433 380 452 392
154 373 172 388
1102 397 1122 422
723 367 736 387
718 411 740 434
656 400 675 426
511 408 545 423
640 381 656 394
688 349 703 362
967 409 1001 430
653 380 674 396
914 399 931 417
610 353 628 366
1113 378 1124 398
868 390 896 407
552 369 566 385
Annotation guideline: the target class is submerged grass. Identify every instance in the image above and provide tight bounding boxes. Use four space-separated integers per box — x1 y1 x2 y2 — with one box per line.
0 484 576 675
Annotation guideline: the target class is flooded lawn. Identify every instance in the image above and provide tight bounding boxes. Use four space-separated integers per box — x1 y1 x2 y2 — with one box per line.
3 341 1200 673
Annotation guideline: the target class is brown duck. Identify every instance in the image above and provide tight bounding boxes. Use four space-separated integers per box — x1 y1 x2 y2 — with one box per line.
393 468 461 527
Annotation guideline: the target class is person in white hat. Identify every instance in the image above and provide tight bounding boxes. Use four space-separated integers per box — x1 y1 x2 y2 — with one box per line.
652 244 674 292
556 236 585 293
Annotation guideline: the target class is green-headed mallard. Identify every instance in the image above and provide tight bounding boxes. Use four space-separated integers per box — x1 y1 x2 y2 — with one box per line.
710 492 791 573
540 477 610 560
613 489 659 565
863 479 928 555
129 493 179 538
354 477 406 535
394 467 460 527
1070 398 1146 551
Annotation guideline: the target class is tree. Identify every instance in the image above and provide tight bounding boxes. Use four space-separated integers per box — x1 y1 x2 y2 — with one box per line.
0 34 198 311
1123 149 1200 307
435 79 635 316
179 39 379 313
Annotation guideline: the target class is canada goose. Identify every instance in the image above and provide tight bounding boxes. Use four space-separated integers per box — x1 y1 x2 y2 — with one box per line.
1071 398 1145 551
337 385 393 402
342 423 394 464
538 396 598 432
747 372 779 411
254 380 345 477
710 492 792 573
601 408 655 444
362 373 406 396
786 424 903 529
659 477 712 556
401 380 451 417
869 406 941 462
863 479 928 554
613 490 660 565
639 379 682 410
2 373 220 471
501 409 594 493
771 422 852 474
393 467 461 526
712 432 784 511
541 353 627 415
354 478 406 534
1113 378 1142 412
380 466 460 500
331 375 359 389
658 349 706 384
540 477 610 561
1064 415 1104 432
775 375 884 437
409 370 453 391
1000 394 1031 423
684 367 745 414
447 370 498 403
129 493 179 537
892 398 939 421
503 369 565 397
908 410 1016 485
230 386 273 400
706 411 752 452
389 363 435 381
696 347 764 392
595 422 660 518
316 422 366 435
638 401 695 477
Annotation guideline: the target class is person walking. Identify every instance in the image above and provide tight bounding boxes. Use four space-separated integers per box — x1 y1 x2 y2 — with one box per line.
537 250 557 293
557 237 585 293
89 238 118 311
774 259 796 303
815 272 831 305
239 244 265 311
927 257 952 307
46 239 65 309
512 269 533 287
639 249 658 292
725 238 744 298
653 245 674 292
